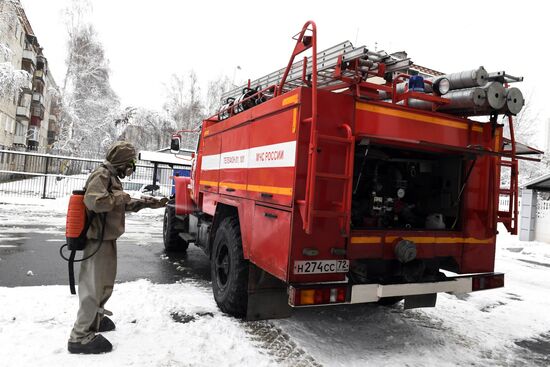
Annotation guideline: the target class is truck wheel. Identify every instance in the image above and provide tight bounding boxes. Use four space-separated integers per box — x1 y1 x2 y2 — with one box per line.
163 200 189 252
211 217 248 318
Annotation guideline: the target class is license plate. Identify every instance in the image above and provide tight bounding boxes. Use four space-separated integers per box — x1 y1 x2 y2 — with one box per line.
293 260 349 275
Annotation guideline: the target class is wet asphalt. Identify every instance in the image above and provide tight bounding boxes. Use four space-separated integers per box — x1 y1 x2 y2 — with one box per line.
0 211 211 288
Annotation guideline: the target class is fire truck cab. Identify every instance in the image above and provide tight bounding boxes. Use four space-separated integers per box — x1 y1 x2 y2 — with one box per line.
165 21 538 320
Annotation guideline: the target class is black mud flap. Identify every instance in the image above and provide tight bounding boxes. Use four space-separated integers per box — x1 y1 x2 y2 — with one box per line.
404 293 437 309
246 263 292 321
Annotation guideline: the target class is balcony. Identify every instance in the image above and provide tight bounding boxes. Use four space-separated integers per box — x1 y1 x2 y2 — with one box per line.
27 126 39 142
13 135 26 146
34 69 44 82
48 114 58 123
21 79 33 93
22 50 36 65
16 106 31 121
32 92 44 106
37 55 46 65
31 105 44 119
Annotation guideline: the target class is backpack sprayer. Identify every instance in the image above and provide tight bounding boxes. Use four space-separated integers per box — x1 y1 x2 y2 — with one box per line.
59 189 107 295
59 185 167 295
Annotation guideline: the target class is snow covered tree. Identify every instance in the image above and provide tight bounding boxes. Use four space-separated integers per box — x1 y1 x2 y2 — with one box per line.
186 71 203 129
500 96 546 186
163 74 186 129
116 107 176 152
205 75 233 116
56 0 120 156
0 0 30 100
163 71 204 150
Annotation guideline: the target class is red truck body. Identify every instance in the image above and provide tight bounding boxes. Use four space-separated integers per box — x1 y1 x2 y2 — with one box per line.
187 88 500 277
165 21 531 319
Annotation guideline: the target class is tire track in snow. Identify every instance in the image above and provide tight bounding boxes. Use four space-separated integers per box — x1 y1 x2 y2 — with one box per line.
514 331 550 366
244 321 323 367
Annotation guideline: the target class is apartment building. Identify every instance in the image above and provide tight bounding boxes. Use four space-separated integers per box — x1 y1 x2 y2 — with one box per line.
0 0 59 152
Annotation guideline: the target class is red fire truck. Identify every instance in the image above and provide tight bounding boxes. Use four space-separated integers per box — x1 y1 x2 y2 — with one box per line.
165 21 539 320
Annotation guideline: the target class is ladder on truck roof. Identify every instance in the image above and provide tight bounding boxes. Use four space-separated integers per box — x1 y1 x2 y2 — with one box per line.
221 38 413 103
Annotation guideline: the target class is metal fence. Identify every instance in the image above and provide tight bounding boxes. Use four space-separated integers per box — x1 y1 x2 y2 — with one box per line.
500 194 550 219
537 199 550 218
0 150 187 199
499 195 510 212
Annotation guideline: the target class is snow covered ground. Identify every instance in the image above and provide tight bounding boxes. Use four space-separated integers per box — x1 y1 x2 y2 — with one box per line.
1 196 550 366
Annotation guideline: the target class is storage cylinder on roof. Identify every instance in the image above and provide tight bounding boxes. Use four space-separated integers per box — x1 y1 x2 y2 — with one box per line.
399 87 486 111
505 87 524 115
435 66 489 90
482 82 506 110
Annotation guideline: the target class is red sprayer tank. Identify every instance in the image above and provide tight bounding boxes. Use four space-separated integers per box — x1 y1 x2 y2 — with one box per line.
66 190 87 250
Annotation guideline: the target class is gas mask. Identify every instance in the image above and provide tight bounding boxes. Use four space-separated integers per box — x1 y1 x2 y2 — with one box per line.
118 159 136 178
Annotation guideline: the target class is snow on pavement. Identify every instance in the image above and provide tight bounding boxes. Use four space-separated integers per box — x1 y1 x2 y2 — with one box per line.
0 280 277 367
1 196 550 366
272 229 550 366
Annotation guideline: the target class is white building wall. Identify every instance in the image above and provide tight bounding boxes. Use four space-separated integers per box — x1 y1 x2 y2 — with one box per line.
1 2 58 152
0 2 25 149
534 199 550 243
40 71 57 150
504 190 550 243
519 189 536 241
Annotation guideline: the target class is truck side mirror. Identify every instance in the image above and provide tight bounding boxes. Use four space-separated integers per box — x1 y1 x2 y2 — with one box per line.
142 184 160 193
171 136 181 154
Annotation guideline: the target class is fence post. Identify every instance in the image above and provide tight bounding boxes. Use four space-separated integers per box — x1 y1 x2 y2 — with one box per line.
42 156 50 199
153 163 158 186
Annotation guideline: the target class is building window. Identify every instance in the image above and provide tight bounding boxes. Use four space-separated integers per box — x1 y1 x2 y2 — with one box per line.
8 118 15 134
15 121 24 136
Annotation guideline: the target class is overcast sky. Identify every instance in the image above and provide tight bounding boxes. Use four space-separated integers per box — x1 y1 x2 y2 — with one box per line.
20 0 550 145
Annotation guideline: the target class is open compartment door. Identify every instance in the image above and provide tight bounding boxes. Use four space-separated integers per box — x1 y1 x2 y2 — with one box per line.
502 137 544 159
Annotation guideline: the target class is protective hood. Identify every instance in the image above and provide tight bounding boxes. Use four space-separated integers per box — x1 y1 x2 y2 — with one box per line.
105 141 137 169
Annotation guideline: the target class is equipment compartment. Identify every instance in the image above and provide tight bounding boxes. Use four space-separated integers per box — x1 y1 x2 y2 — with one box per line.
250 205 292 281
351 143 464 231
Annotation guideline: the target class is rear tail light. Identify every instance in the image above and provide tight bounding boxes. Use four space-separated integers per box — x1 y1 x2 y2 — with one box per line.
300 289 315 305
289 286 348 306
472 273 504 291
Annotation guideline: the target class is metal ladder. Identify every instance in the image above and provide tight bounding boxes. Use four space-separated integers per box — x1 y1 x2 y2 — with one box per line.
299 123 355 236
497 115 519 235
276 21 355 236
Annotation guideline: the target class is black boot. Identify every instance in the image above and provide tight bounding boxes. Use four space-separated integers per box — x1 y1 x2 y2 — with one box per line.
94 316 116 332
68 334 112 354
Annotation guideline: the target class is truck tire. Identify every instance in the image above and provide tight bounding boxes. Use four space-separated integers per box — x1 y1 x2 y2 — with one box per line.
211 217 248 318
163 200 189 252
